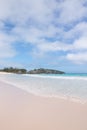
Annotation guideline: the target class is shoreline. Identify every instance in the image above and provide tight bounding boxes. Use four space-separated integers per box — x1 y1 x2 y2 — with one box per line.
0 72 87 104
0 79 87 104
0 80 87 130
1 71 87 80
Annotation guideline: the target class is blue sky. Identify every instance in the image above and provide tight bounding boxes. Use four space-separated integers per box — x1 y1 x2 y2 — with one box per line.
0 0 87 73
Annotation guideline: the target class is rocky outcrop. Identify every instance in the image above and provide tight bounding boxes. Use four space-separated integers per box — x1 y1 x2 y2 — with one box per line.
28 68 65 74
1 67 27 74
0 67 65 74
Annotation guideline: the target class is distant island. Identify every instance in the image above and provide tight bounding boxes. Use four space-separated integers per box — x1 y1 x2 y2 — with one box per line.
0 67 65 74
0 67 27 74
28 68 65 74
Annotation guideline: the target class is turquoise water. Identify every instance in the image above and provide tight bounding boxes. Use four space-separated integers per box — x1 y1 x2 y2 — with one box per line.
38 73 87 77
0 73 87 103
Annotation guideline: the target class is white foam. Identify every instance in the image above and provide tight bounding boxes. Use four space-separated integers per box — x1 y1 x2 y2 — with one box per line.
0 73 87 104
23 74 87 80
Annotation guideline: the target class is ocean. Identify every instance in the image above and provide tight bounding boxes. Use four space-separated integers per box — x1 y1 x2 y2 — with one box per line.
0 73 87 103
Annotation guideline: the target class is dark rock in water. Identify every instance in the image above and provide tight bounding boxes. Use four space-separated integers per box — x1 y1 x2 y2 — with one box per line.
28 68 65 74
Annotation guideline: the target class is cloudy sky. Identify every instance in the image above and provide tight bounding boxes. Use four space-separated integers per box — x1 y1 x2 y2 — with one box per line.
0 0 87 72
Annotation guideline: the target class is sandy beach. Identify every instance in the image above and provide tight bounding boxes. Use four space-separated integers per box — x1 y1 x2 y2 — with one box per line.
0 80 87 130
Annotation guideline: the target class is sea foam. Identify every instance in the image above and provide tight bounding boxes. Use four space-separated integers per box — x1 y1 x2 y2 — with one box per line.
0 73 87 104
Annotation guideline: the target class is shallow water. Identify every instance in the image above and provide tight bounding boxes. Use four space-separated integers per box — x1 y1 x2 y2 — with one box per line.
0 73 87 103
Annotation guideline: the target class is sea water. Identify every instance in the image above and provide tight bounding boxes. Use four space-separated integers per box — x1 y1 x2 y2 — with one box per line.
0 73 87 103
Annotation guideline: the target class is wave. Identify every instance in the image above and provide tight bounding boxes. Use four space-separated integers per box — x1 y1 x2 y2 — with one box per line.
23 74 87 80
0 73 87 104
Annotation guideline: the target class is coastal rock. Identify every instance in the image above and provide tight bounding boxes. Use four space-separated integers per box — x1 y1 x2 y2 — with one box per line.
28 68 65 74
1 67 27 74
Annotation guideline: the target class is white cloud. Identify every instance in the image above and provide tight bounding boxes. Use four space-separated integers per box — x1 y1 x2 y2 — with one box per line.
0 42 16 58
0 0 87 66
64 22 87 40
0 33 17 58
73 36 87 50
67 52 87 64
58 0 87 24
66 35 87 64
36 40 71 52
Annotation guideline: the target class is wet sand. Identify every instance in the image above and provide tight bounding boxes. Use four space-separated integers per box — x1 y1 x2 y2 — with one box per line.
0 81 87 130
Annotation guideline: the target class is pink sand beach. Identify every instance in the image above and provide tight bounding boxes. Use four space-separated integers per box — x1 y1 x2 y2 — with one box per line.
0 80 87 130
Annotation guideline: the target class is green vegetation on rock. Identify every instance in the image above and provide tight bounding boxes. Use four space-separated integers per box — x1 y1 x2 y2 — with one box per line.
0 67 65 74
0 67 27 74
28 68 65 74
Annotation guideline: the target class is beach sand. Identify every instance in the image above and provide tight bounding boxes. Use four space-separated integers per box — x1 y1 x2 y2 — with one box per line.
0 81 87 130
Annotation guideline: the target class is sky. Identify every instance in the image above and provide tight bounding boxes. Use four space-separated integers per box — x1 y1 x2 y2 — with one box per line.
0 0 87 73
